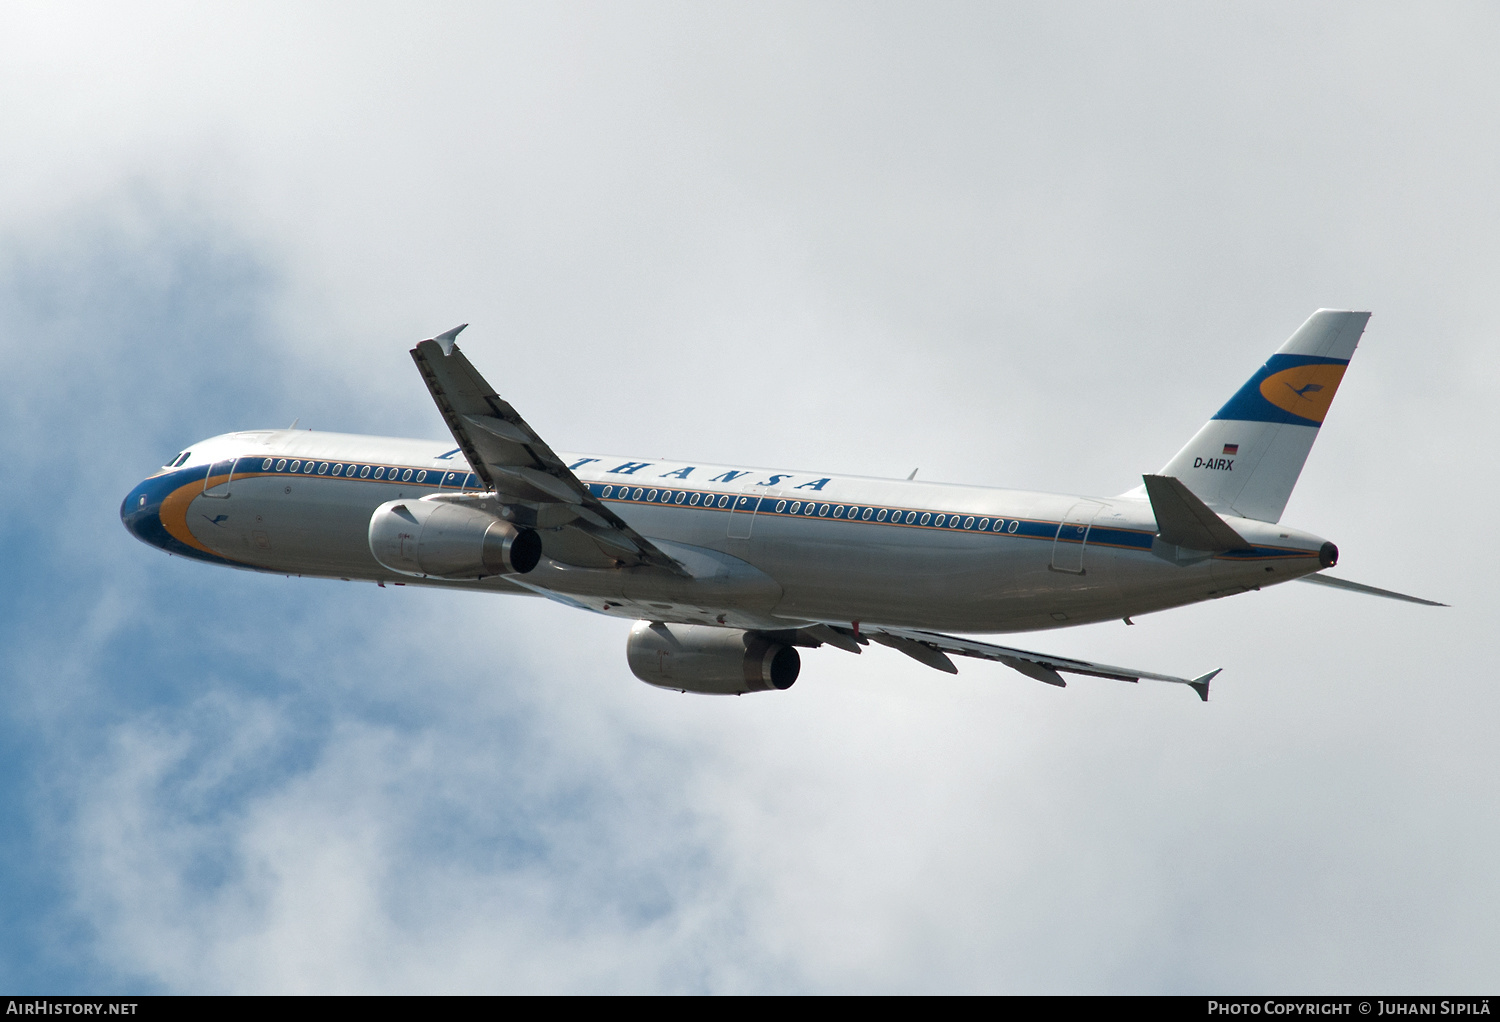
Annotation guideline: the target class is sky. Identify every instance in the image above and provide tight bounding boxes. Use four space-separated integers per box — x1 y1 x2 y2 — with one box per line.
1 2 1496 993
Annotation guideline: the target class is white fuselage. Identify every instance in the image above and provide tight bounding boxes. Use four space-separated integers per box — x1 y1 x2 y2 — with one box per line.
121 429 1331 634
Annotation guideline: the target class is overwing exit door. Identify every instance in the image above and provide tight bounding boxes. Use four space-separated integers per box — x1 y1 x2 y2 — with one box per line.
727 486 778 540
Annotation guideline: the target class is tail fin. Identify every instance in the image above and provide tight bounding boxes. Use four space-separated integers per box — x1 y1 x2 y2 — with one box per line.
1155 309 1370 523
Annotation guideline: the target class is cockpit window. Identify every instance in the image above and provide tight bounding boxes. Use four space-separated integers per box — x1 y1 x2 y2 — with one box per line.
165 452 191 468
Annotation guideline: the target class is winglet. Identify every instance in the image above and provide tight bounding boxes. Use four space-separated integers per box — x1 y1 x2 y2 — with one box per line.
1187 668 1220 702
431 323 469 356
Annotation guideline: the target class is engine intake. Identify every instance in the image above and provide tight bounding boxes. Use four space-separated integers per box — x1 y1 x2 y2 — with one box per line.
369 498 541 578
627 621 800 695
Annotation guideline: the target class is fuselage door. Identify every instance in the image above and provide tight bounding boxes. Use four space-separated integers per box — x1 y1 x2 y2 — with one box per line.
202 457 237 499
1050 500 1104 574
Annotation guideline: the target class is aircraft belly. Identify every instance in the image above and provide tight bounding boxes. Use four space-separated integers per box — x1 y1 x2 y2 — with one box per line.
735 514 1126 632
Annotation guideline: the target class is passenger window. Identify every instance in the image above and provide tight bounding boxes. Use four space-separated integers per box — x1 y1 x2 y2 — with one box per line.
920 513 931 525
289 461 301 472
632 487 644 500
833 506 844 518
602 485 613 497
276 459 288 471
401 469 413 481
675 491 686 504
934 515 945 527
776 500 786 513
373 467 384 479
262 458 274 470
876 509 887 522
964 517 975 529
416 470 427 483
1008 520 1019 533
318 463 329 475
360 466 371 478
647 489 659 501
818 504 830 516
789 501 801 514
303 462 314 474
689 492 700 505
861 507 873 520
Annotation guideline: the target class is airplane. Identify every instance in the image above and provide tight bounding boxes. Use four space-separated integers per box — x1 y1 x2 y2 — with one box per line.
121 310 1442 701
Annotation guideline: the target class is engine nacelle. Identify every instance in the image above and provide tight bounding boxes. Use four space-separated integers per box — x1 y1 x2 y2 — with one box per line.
368 498 542 578
627 621 800 695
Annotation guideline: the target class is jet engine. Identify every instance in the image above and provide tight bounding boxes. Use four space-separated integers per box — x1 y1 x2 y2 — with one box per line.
368 498 542 578
627 621 799 695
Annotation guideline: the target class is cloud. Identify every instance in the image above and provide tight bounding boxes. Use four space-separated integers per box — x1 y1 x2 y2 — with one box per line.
0 5 1496 993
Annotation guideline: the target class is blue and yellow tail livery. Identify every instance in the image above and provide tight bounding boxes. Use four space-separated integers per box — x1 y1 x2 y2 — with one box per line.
1158 310 1370 523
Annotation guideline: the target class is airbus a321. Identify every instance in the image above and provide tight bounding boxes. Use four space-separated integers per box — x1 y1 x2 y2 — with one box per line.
122 310 1441 700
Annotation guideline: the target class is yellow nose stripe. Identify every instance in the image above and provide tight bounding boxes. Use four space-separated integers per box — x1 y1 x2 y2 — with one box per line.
159 478 222 555
1259 364 1347 423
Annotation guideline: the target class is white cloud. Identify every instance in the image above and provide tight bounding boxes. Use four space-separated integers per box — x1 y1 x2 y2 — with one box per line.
1 2 1496 993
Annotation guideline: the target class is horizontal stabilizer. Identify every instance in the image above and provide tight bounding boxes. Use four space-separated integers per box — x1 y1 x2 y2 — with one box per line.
1297 573 1447 607
1143 474 1251 551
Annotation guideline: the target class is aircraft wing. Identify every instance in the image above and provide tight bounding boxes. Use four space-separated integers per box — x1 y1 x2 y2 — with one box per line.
411 326 689 576
862 624 1220 701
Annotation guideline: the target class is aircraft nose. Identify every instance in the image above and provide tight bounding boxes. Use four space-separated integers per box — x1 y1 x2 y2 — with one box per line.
120 479 169 550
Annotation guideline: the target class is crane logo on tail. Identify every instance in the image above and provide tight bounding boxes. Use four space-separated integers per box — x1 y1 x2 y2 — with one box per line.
1259 363 1346 423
